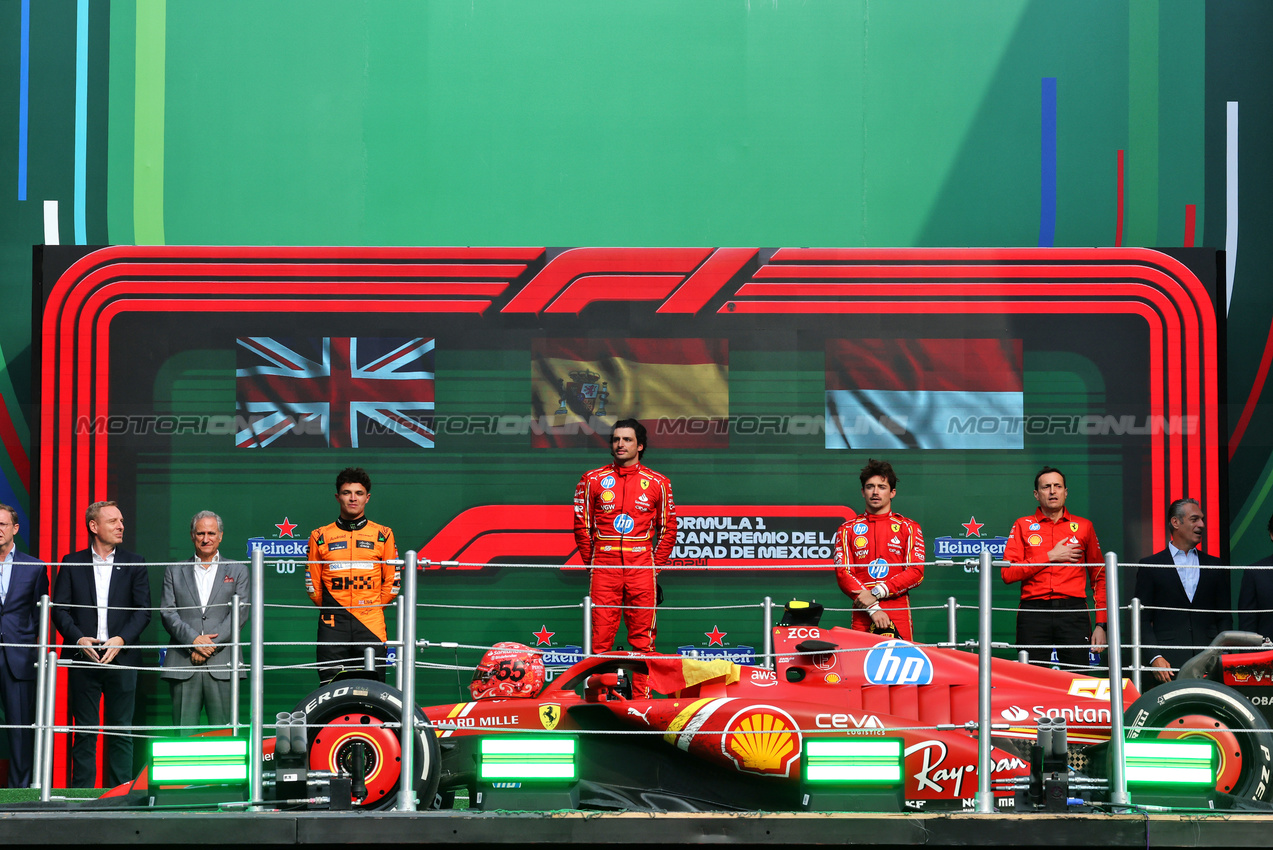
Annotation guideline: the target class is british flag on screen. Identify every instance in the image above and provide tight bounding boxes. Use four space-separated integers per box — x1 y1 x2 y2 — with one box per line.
235 337 436 449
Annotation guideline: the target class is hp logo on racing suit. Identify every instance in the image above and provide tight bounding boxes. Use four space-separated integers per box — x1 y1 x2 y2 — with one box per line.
864 640 934 685
867 558 890 579
613 513 635 534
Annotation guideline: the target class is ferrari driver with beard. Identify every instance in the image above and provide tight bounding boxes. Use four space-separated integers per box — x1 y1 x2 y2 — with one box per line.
574 419 676 697
306 467 399 684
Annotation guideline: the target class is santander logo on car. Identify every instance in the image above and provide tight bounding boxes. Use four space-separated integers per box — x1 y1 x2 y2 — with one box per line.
1001 706 1030 722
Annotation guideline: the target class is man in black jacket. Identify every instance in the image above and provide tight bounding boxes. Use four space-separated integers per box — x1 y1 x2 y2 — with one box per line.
1239 513 1273 637
1134 498 1231 685
52 501 150 788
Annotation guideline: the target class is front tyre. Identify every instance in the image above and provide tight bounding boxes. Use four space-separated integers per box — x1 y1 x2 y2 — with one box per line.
294 680 441 810
1125 679 1273 801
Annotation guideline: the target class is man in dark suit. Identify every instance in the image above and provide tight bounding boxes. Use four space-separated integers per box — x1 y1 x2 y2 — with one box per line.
160 511 249 734
0 503 48 787
1239 513 1273 637
52 501 150 788
1134 497 1231 685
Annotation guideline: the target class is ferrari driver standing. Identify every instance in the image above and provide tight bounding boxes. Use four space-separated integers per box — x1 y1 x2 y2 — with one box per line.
574 419 677 696
833 458 925 641
306 467 400 684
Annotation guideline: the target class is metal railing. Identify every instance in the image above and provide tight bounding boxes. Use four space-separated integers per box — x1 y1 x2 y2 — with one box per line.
19 551 1273 812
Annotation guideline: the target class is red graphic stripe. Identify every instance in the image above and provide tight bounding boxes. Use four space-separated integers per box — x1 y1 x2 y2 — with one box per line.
1116 150 1125 247
1228 316 1273 460
1184 204 1197 248
38 246 1218 565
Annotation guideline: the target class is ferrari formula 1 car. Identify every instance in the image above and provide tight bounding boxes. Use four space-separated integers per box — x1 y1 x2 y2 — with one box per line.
275 601 1273 812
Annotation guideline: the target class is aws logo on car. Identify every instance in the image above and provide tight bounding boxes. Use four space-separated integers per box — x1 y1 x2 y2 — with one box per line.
863 640 934 686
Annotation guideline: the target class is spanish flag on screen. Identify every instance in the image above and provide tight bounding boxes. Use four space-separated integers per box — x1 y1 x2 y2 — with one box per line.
531 338 729 448
825 339 1024 450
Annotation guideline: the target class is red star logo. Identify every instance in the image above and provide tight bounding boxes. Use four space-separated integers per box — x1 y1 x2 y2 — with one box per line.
276 517 298 537
532 625 555 646
962 516 984 537
705 626 727 647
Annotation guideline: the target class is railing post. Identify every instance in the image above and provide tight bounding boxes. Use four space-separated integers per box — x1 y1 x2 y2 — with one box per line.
762 596 774 669
230 593 241 733
947 597 957 646
248 548 265 809
39 650 56 801
1105 551 1130 807
975 548 994 813
398 551 419 811
582 595 593 656
31 594 50 789
1129 597 1142 694
395 595 405 690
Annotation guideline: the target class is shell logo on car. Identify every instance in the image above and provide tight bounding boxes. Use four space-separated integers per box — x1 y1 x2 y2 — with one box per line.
721 706 801 776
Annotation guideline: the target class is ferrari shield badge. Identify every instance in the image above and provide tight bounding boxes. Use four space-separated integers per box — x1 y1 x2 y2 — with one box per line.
539 703 562 730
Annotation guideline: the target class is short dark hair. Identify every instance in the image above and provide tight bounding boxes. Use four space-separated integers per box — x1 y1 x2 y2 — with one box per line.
336 467 372 492
1167 498 1201 531
859 458 897 490
0 503 18 527
1034 466 1066 490
611 418 647 459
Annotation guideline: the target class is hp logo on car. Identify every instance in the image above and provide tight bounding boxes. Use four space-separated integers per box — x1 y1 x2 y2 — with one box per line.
613 513 635 534
864 640 934 685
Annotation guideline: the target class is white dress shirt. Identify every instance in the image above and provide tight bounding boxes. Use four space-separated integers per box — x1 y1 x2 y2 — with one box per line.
0 546 13 605
91 546 115 641
193 553 220 613
1169 541 1201 602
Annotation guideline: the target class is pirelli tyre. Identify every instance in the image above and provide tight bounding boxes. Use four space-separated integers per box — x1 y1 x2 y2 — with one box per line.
294 680 441 810
1125 679 1273 801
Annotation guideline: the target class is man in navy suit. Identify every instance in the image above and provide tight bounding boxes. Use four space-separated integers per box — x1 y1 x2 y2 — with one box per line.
1238 513 1273 637
1134 498 1232 685
52 501 150 788
0 503 48 787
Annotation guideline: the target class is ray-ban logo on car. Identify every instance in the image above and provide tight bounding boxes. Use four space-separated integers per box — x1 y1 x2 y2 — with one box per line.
864 640 934 686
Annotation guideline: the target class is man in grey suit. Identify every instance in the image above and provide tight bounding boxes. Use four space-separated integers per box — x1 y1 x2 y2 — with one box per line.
160 511 250 734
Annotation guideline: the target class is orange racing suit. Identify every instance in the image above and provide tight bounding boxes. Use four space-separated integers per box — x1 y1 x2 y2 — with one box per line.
306 516 399 683
833 511 925 641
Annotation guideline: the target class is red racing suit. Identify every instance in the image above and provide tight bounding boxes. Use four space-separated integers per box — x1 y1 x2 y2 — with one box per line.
307 516 399 682
574 461 677 660
833 511 925 641
1001 508 1105 625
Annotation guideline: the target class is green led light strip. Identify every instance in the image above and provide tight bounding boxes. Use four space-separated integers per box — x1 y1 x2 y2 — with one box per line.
803 739 904 784
150 738 249 784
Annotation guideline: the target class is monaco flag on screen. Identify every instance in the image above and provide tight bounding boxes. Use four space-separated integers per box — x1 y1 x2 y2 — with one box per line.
824 339 1023 450
531 338 729 448
235 337 436 449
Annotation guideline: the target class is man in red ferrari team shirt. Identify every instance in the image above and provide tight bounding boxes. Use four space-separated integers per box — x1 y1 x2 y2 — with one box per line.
1002 466 1106 669
833 458 925 641
574 419 676 694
